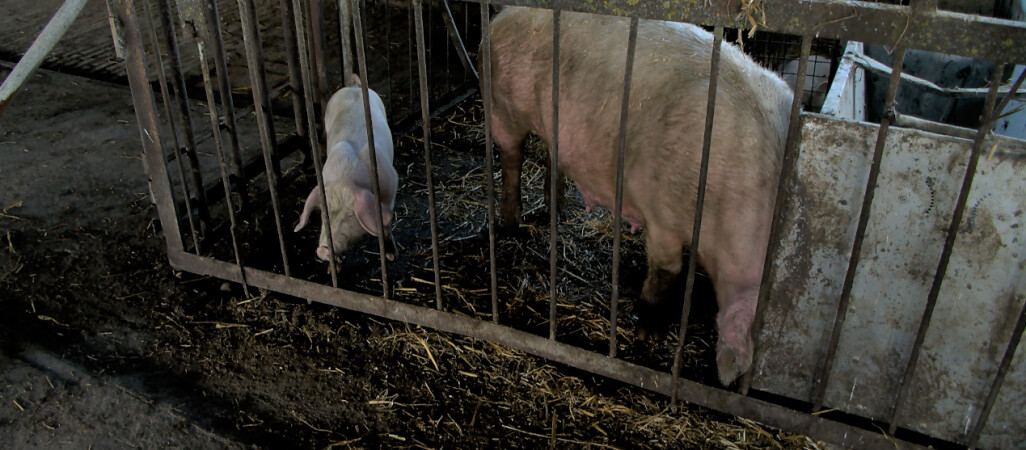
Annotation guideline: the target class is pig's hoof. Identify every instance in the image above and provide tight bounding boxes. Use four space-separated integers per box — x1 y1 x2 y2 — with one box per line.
495 221 526 239
633 301 671 342
715 345 752 387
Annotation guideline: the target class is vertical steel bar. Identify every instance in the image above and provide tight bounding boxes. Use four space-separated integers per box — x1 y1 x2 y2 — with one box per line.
239 0 291 277
608 16 640 358
548 9 561 341
351 0 391 299
299 0 325 128
293 0 339 285
338 0 354 78
107 0 184 253
812 47 908 412
185 15 250 296
385 0 394 116
280 0 309 140
740 35 813 395
413 0 443 310
310 0 329 110
888 62 1006 435
671 26 723 406
157 0 210 234
141 0 201 254
440 0 478 81
479 2 499 323
967 290 1026 448
408 5 415 115
202 0 248 210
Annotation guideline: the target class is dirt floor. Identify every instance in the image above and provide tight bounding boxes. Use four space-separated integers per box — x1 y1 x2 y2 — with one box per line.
0 48 830 450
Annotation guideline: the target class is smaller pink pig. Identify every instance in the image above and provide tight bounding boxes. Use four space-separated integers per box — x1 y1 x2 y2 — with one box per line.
295 74 398 262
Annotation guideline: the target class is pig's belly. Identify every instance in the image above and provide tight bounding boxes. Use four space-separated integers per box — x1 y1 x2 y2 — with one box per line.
577 184 645 233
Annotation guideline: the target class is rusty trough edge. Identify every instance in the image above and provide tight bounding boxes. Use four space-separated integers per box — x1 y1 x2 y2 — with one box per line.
458 0 1026 66
165 248 926 450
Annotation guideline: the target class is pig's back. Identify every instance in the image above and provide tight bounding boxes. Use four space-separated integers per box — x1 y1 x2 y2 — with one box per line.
324 87 393 160
489 7 791 223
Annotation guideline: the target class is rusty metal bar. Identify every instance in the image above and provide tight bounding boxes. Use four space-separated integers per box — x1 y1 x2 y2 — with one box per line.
200 0 249 210
298 0 325 129
351 0 391 299
413 0 443 310
338 0 354 79
440 0 478 81
966 291 1026 448
992 67 1026 120
608 16 639 358
479 2 499 323
293 0 339 285
407 5 415 115
672 25 723 406
456 0 1026 65
157 0 210 236
280 0 308 140
140 0 201 255
548 9 561 341
888 61 1007 435
741 35 813 395
310 0 329 111
107 0 183 253
384 0 394 116
812 47 908 413
166 247 929 450
186 14 250 297
239 0 292 277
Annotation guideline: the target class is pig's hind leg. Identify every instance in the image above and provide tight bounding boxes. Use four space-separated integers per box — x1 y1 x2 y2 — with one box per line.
492 113 530 233
711 266 761 386
635 224 684 341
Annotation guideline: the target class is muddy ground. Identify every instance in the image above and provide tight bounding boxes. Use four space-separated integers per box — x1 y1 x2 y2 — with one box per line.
0 59 823 449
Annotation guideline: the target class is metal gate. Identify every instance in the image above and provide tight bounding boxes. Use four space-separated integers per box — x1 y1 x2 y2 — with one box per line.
106 0 1026 447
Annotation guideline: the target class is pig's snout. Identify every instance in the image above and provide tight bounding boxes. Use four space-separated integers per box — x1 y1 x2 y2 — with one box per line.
316 245 332 261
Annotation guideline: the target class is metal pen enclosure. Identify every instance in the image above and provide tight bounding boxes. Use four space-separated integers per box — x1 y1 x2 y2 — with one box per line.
106 0 1026 447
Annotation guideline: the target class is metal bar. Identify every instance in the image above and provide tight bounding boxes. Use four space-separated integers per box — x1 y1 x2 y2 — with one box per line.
166 247 930 450
239 0 291 277
141 0 201 255
300 0 325 129
200 0 248 210
186 15 250 297
338 0 354 79
454 0 1026 66
813 47 908 412
608 16 639 358
293 0 339 285
740 35 813 395
966 291 1026 448
413 0 443 310
479 2 499 323
672 25 723 406
408 5 415 115
385 0 394 116
888 62 1007 435
157 0 210 235
351 0 391 299
548 9 561 341
281 0 309 140
107 0 184 253
440 0 478 81
992 67 1026 119
0 0 88 115
310 0 329 111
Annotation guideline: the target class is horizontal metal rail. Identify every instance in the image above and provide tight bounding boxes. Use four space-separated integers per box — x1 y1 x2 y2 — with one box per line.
458 0 1026 65
167 247 928 450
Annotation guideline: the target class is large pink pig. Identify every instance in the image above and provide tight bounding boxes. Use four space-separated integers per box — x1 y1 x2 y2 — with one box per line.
484 8 793 385
295 75 398 262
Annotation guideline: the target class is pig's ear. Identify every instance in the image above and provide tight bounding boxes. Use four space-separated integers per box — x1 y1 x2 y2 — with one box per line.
353 188 393 237
349 74 362 87
294 187 323 232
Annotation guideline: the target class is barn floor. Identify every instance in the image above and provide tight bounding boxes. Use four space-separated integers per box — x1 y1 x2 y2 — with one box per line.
0 2 822 448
